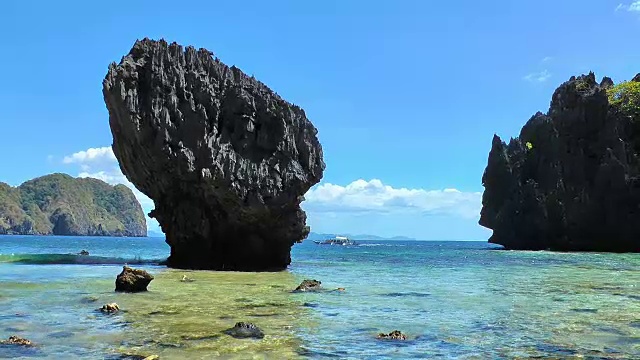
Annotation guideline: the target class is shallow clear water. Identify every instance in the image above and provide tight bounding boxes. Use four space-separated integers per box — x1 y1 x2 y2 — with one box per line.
1 236 640 359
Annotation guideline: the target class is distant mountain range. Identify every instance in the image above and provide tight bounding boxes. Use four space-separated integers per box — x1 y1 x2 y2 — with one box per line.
146 230 415 241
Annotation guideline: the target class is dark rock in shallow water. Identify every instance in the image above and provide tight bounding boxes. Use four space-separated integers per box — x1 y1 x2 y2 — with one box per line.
223 322 265 339
377 330 407 340
293 279 322 292
1 336 33 346
480 72 640 252
100 303 120 313
115 266 154 292
103 38 325 271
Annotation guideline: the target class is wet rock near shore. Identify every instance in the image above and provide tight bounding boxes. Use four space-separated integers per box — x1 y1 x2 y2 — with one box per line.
293 279 322 292
1 335 34 346
115 266 154 292
223 322 265 339
103 38 325 271
377 330 407 340
100 303 120 314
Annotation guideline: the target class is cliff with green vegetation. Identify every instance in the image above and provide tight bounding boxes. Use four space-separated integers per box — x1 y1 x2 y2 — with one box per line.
480 72 640 252
0 173 146 237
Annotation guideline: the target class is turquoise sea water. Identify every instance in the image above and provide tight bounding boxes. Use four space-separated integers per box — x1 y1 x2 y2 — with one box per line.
1 236 640 359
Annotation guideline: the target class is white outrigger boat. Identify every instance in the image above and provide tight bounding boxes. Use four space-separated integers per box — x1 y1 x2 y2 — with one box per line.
313 236 357 246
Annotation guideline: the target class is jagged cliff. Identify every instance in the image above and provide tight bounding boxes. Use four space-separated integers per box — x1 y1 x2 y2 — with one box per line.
0 173 147 236
480 72 640 251
103 38 324 270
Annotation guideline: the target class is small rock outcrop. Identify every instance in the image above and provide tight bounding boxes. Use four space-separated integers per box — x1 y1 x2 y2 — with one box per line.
78 250 90 256
115 266 154 292
100 303 120 313
480 72 640 251
1 336 33 346
293 279 322 292
180 274 195 283
377 330 407 340
223 322 265 339
103 38 325 271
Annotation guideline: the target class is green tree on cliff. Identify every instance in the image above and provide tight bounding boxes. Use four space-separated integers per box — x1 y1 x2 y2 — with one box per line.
607 81 640 116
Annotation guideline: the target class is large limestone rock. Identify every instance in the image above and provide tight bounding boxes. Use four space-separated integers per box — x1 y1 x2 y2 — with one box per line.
480 72 640 251
103 39 325 270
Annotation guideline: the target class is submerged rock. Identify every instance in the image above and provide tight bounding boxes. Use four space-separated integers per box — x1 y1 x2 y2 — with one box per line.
115 266 154 292
377 330 407 340
103 38 325 271
100 303 120 313
480 72 640 251
293 279 322 292
116 354 159 360
223 322 265 339
81 296 99 303
1 336 34 346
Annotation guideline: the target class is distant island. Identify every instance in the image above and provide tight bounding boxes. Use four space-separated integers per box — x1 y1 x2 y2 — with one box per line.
306 232 415 241
0 173 146 237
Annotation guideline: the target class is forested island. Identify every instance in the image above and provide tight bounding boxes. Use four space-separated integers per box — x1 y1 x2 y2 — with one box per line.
0 173 146 237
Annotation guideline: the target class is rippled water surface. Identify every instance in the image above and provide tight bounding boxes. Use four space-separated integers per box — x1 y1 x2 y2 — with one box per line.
1 236 640 359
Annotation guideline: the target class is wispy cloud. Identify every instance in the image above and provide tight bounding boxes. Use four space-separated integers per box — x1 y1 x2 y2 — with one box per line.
615 1 640 12
303 179 482 219
62 146 116 164
523 70 551 83
541 56 553 63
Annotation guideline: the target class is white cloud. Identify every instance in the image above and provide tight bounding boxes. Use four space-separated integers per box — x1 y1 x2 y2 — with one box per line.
616 2 640 12
523 70 551 83
61 148 483 236
303 179 482 219
541 56 553 63
63 146 116 164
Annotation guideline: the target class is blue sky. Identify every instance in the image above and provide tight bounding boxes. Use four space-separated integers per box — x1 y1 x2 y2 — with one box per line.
2 0 640 240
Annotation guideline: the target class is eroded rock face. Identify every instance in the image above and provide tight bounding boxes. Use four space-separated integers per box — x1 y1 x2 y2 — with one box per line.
103 38 325 270
480 72 640 251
